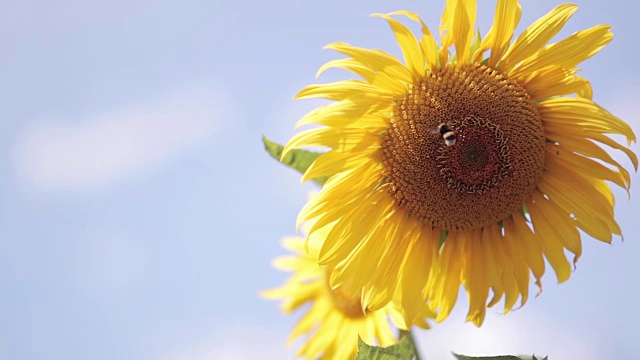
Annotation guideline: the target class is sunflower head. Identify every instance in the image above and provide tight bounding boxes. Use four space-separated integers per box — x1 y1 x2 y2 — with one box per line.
283 0 637 327
383 63 546 231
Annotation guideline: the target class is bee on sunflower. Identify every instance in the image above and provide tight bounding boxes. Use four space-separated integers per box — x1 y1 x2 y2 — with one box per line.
281 0 637 328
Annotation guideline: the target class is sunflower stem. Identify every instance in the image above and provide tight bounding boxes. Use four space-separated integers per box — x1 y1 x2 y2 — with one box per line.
399 329 422 360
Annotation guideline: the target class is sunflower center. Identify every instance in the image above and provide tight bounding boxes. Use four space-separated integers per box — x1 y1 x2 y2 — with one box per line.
381 64 545 231
441 117 512 192
323 270 367 319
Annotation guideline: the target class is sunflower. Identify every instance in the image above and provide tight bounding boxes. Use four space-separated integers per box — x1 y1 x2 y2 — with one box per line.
262 227 434 359
282 0 637 327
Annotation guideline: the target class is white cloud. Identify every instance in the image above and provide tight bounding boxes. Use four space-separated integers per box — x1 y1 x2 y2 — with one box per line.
164 326 293 360
77 230 147 292
160 309 602 360
11 82 227 192
415 306 603 360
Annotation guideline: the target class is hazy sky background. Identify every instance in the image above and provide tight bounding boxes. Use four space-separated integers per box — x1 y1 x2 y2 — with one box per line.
0 0 638 359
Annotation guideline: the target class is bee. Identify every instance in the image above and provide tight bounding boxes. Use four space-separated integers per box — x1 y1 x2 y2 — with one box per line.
430 123 456 147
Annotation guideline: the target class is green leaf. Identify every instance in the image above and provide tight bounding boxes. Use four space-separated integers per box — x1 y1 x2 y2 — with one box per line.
439 230 449 248
262 135 329 186
453 354 547 360
469 27 483 58
356 337 416 360
518 203 531 221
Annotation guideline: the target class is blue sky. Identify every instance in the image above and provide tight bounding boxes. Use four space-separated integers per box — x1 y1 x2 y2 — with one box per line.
0 0 638 359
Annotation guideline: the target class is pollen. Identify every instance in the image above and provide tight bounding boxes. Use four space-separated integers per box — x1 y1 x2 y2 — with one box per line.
381 64 546 231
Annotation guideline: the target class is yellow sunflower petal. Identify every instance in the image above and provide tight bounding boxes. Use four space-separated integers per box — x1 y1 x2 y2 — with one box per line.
501 218 531 309
363 213 412 311
585 132 639 170
539 176 614 243
545 130 632 188
303 148 379 183
317 187 388 264
330 192 398 295
296 80 396 101
374 311 398 345
397 222 438 328
544 122 638 171
539 97 637 145
532 189 582 265
433 232 464 322
324 41 414 84
517 66 592 100
316 58 375 82
483 225 505 310
509 214 545 291
370 70 412 95
590 179 623 237
358 317 375 345
289 301 325 342
546 160 617 219
387 10 439 71
440 0 477 64
528 194 572 283
482 224 519 313
500 4 578 71
295 97 391 129
542 160 621 238
511 25 612 77
296 308 335 354
593 178 615 207
483 0 521 67
546 143 628 190
464 228 489 325
494 247 519 313
282 127 382 160
270 255 303 272
285 283 324 313
372 13 425 77
298 164 377 227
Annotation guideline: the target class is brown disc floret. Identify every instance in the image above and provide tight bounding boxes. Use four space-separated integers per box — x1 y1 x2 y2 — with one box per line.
381 64 545 231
